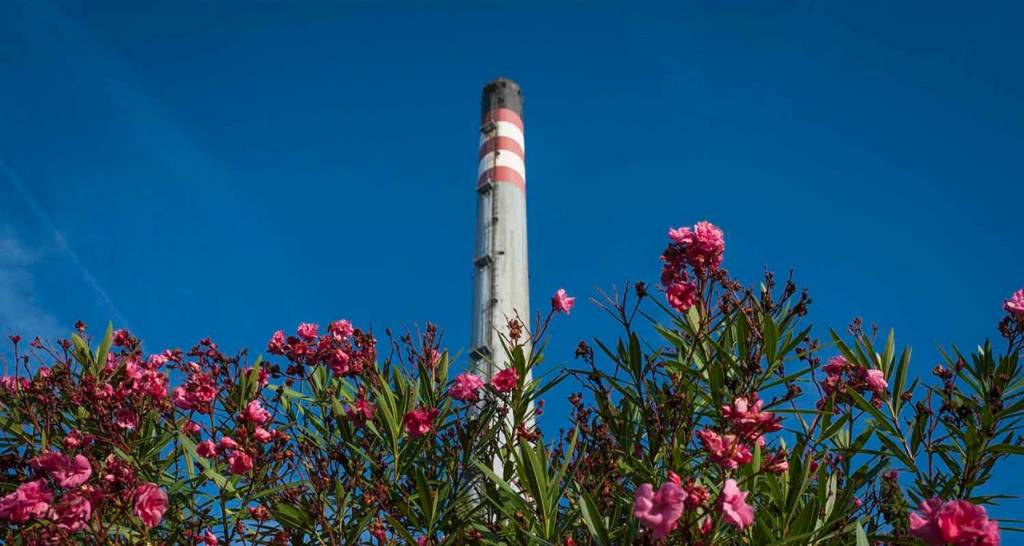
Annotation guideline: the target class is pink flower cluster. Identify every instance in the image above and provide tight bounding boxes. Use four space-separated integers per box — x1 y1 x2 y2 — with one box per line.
403 407 440 438
0 444 169 533
697 394 786 475
910 498 1000 546
667 221 726 271
491 367 518 393
551 288 576 314
267 320 375 378
661 221 725 312
697 430 752 470
1005 288 1024 317
172 366 218 414
449 373 485 402
632 475 753 540
132 482 168 528
819 356 888 409
447 368 518 406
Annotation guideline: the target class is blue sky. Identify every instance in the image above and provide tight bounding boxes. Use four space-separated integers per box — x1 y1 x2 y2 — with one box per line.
2 0 1022 528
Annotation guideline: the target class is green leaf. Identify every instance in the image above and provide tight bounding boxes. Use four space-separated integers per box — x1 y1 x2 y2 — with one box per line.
855 520 870 546
94 322 114 376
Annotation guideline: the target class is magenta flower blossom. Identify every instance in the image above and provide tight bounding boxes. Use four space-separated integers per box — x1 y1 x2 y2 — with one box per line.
0 480 52 523
114 408 139 430
632 482 686 539
491 367 519 393
667 226 693 244
449 373 485 402
133 483 168 528
254 427 273 443
329 319 354 339
196 440 218 459
665 281 697 312
267 330 286 354
296 322 319 340
551 288 576 314
722 394 783 443
346 398 375 424
667 221 725 270
865 369 888 393
403 407 439 438
52 454 92 488
719 479 755 530
697 429 753 470
228 451 254 475
910 498 1000 546
243 400 272 424
1005 288 1024 316
53 492 91 532
219 436 239 450
183 420 202 436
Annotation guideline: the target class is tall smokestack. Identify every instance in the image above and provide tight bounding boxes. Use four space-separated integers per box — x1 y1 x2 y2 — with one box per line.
471 77 531 397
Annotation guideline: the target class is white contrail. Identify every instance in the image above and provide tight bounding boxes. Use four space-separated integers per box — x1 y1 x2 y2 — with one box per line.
0 157 130 329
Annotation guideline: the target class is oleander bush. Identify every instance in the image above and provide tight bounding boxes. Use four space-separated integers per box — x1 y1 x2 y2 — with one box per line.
1 221 1022 545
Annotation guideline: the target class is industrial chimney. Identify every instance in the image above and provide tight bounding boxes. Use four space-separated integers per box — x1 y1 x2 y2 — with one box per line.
470 77 531 397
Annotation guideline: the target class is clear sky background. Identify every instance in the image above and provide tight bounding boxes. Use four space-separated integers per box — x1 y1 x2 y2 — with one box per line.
2 0 1022 530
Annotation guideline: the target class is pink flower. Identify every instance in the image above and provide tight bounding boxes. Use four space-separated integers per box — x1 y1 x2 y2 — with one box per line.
0 480 52 523
202 530 220 545
63 430 84 449
722 394 783 443
910 498 1000 546
668 221 725 270
192 383 218 405
403 408 439 438
865 369 888 393
329 349 351 376
52 492 91 532
763 448 790 474
132 483 168 528
690 221 725 269
29 451 65 472
668 226 693 244
697 429 752 470
491 368 519 393
329 319 354 339
228 451 254 475
665 281 697 312
0 376 28 393
112 329 132 346
219 436 239 450
449 373 485 402
253 427 273 443
147 353 169 368
267 330 286 354
346 398 375 424
31 452 92 488
632 482 686 539
242 400 271 424
551 289 576 314
172 386 194 410
54 454 92 488
183 421 202 435
719 479 755 530
296 322 319 341
1004 289 1024 316
196 440 218 458
114 408 139 430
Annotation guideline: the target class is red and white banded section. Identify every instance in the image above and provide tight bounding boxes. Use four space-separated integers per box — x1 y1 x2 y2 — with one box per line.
477 108 525 190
